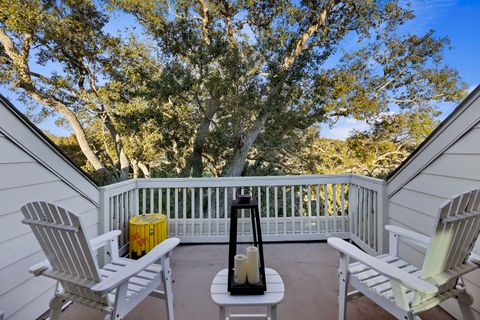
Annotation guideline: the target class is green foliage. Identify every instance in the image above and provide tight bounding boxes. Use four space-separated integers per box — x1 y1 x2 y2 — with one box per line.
0 0 469 182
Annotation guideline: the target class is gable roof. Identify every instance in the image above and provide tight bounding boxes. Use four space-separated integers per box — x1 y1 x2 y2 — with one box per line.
0 94 99 198
386 85 480 196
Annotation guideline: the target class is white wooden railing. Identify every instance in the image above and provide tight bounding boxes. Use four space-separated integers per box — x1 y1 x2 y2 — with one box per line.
99 174 387 257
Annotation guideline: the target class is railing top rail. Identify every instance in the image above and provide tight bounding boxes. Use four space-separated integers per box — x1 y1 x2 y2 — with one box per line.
349 174 387 193
100 179 136 196
134 174 352 188
349 174 387 185
101 173 387 195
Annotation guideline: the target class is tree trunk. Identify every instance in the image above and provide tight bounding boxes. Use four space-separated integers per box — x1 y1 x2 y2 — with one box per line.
102 114 130 180
0 29 108 177
220 0 337 177
138 161 151 178
221 107 270 177
27 88 108 175
131 159 140 178
182 99 220 177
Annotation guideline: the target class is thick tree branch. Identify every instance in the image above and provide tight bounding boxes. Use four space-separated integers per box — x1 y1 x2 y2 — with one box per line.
281 0 338 70
217 0 235 48
197 0 211 45
0 27 108 175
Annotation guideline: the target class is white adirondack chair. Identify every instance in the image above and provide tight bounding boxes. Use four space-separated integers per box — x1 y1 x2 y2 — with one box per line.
20 201 180 320
328 189 480 320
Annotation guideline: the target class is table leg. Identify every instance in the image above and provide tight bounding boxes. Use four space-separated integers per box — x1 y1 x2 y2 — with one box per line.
270 305 277 320
219 306 225 320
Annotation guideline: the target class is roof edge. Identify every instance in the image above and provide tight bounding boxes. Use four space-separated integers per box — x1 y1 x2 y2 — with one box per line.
0 93 99 189
386 85 480 183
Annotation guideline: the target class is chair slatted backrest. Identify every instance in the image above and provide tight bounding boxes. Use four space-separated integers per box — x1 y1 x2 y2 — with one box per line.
21 201 109 305
421 189 480 293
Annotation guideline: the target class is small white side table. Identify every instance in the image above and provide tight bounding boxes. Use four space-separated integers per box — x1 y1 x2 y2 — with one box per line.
210 268 285 320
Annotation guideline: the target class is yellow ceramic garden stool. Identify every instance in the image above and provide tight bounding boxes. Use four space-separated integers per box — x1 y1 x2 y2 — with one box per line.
129 213 167 259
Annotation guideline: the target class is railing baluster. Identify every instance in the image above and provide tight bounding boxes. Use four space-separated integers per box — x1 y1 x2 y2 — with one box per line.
109 196 114 232
291 185 295 234
150 188 154 213
224 187 228 235
142 189 147 214
199 188 203 236
266 186 270 235
191 188 195 236
166 188 171 235
208 187 212 236
257 186 262 236
299 185 303 234
216 187 220 236
373 191 377 251
363 187 367 242
174 188 179 236
274 186 278 234
307 185 312 234
333 184 337 233
357 187 362 238
324 184 329 233
348 185 354 236
367 189 372 246
341 184 345 232
183 188 187 236
127 190 131 241
316 185 320 234
134 188 139 217
282 186 287 235
119 193 124 246
159 189 163 214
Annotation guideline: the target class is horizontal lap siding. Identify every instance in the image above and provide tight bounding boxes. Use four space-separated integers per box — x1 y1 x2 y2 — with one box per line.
0 107 99 320
388 122 480 318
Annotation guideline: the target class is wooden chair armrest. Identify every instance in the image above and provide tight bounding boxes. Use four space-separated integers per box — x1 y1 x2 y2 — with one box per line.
328 237 438 295
385 225 431 249
91 238 180 293
29 259 51 276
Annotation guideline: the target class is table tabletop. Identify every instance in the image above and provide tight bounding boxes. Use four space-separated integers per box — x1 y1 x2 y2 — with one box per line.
211 268 285 306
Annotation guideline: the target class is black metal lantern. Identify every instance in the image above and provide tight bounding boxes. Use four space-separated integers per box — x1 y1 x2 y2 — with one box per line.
227 195 267 295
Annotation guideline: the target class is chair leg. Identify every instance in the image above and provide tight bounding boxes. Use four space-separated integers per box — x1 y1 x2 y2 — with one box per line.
49 296 65 320
457 291 475 320
162 255 174 320
338 253 349 320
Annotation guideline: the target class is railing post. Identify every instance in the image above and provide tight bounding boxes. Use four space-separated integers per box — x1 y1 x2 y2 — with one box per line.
347 183 357 239
377 181 389 254
134 181 140 216
99 186 110 266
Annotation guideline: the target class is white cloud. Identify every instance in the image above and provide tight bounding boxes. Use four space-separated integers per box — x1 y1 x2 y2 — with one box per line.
402 0 457 33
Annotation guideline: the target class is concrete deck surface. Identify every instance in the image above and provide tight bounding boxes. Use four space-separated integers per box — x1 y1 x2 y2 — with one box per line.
60 242 453 320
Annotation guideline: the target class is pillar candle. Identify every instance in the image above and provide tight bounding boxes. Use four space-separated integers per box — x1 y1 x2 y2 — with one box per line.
234 254 247 284
246 246 260 284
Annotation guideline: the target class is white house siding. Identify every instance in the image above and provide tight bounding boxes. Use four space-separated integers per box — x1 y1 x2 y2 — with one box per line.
0 98 99 320
387 89 480 319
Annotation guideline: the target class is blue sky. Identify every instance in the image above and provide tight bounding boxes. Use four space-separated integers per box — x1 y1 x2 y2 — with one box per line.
1 0 479 139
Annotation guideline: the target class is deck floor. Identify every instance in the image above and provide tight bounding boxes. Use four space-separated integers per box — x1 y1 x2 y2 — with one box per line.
60 242 453 320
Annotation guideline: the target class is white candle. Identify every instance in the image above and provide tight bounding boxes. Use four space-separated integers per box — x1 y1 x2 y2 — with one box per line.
234 254 247 284
246 246 260 284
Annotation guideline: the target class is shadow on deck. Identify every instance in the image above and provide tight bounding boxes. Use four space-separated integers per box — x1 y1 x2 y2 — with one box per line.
60 242 453 320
